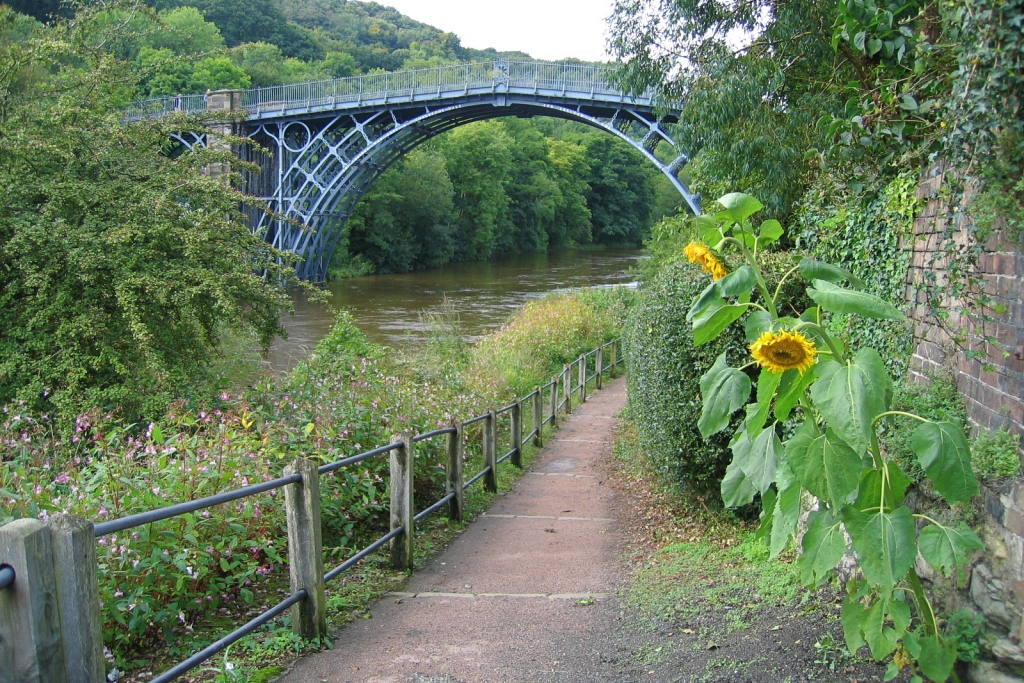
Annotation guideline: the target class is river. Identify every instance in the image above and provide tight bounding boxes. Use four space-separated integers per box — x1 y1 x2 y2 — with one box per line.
267 249 643 372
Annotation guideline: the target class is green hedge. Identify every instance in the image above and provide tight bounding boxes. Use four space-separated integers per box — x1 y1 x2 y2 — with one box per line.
624 261 748 493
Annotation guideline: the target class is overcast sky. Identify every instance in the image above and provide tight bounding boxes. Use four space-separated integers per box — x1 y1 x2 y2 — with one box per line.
378 0 617 63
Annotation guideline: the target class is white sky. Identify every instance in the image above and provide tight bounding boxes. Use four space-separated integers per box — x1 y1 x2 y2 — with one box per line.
378 0 617 63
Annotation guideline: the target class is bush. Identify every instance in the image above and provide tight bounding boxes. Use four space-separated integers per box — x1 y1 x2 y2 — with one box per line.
971 427 1022 481
623 260 748 493
469 289 628 397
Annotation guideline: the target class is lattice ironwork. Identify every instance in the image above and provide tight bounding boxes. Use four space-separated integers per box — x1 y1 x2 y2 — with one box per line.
132 60 699 282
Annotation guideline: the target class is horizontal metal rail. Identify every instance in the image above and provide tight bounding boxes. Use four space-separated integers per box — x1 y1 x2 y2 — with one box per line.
94 473 302 537
463 413 489 427
150 589 307 683
524 429 539 446
413 492 457 523
412 427 458 443
463 467 490 490
318 442 401 475
0 564 13 591
325 527 403 582
495 404 516 416
497 449 516 465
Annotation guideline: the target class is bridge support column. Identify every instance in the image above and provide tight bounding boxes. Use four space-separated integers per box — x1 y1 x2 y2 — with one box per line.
205 89 243 180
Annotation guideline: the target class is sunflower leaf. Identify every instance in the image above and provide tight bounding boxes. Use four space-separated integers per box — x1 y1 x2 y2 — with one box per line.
715 192 763 223
807 280 905 320
692 303 747 346
698 353 752 439
731 424 781 494
721 456 756 507
841 505 916 592
775 367 816 422
810 349 892 456
748 370 783 438
799 258 867 290
910 421 978 505
798 508 846 587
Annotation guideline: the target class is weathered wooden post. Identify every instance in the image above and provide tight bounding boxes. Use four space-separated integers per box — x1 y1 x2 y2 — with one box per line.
609 339 619 378
447 421 464 522
595 346 604 390
549 377 558 427
0 519 66 683
579 355 588 403
284 458 327 639
483 410 498 493
533 387 544 447
389 433 415 570
49 515 105 683
511 399 523 469
563 364 572 414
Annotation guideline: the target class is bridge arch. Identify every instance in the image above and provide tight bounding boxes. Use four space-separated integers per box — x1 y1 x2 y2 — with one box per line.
124 61 696 281
243 98 698 281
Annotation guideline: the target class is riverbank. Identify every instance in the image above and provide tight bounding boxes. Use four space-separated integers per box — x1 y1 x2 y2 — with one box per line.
0 287 633 680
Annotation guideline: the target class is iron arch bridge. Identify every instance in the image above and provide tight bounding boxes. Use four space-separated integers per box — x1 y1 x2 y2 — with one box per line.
133 60 699 282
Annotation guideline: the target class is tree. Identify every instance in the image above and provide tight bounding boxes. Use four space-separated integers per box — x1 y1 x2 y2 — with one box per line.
3 0 68 23
0 4 302 420
188 54 250 91
609 0 848 219
547 139 592 247
578 133 655 245
181 0 323 60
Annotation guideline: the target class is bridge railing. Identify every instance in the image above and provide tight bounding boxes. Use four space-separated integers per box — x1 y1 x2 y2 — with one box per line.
0 339 623 683
124 59 636 121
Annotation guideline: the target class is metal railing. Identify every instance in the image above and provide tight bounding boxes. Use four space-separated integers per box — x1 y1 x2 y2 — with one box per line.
124 59 645 121
0 339 624 683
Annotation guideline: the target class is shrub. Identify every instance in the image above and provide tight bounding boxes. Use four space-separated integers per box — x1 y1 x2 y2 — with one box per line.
971 427 1022 481
623 260 748 493
469 290 626 397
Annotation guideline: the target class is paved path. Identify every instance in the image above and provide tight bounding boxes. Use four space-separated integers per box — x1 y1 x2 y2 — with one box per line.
280 376 638 683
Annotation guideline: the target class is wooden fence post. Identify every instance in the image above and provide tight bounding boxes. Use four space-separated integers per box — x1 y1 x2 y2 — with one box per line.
0 518 66 683
533 387 544 448
389 433 415 570
563 365 572 414
49 515 104 683
609 339 619 378
511 399 523 469
284 458 327 639
579 355 587 403
595 346 604 390
549 377 558 427
447 421 464 522
483 410 498 493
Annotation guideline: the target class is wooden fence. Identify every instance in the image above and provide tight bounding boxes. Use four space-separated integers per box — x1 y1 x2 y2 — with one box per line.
0 340 622 683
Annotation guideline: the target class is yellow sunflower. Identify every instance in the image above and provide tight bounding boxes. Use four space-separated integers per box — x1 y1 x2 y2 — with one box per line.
684 242 728 281
749 329 818 374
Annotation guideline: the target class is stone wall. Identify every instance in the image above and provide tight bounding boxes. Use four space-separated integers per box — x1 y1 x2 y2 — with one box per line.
905 173 1024 681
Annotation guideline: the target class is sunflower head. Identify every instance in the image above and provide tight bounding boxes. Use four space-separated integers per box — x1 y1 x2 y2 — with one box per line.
684 242 728 281
749 329 818 374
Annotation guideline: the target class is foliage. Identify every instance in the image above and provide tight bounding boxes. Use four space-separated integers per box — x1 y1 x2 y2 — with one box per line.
796 172 919 379
624 261 748 492
1 287 622 666
879 371 967 484
0 3 303 423
944 608 986 664
970 427 1022 482
470 288 630 397
688 192 982 682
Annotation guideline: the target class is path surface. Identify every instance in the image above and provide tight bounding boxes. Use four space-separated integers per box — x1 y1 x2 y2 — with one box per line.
280 376 642 683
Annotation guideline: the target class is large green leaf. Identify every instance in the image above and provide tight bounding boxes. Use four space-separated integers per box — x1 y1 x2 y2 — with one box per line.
744 310 773 342
770 462 802 558
841 595 868 654
863 598 910 659
917 634 957 682
789 428 864 507
756 219 784 249
854 461 913 511
715 192 763 223
810 349 892 456
918 522 984 579
798 258 867 290
687 280 722 322
747 370 783 437
842 506 917 591
774 367 816 422
698 353 752 438
798 508 847 587
721 457 756 508
807 280 905 320
910 421 978 504
717 265 758 297
731 424 781 494
692 302 747 346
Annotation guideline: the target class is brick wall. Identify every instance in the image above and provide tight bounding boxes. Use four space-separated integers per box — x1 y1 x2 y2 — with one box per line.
905 172 1024 443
